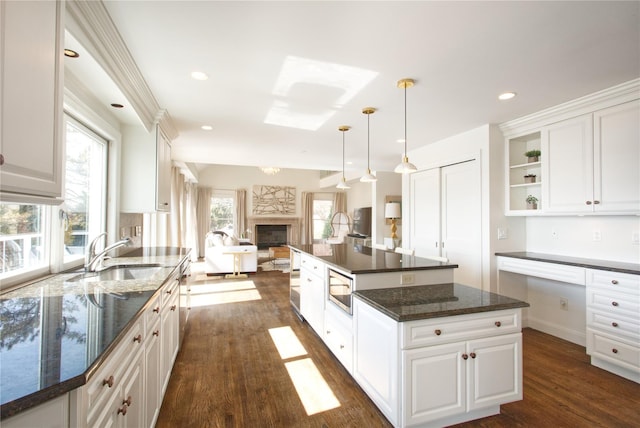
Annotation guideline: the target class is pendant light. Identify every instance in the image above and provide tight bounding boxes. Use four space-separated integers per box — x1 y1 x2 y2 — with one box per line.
336 125 351 190
360 107 377 182
394 78 418 174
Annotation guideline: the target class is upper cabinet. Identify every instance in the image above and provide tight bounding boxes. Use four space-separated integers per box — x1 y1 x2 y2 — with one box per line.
121 124 172 213
501 80 639 216
0 1 64 203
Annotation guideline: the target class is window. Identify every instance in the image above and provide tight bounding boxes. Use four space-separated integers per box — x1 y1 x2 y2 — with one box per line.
62 117 107 265
210 191 235 236
312 199 334 241
0 204 47 278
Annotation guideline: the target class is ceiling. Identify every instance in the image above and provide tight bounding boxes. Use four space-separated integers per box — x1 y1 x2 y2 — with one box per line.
66 1 639 174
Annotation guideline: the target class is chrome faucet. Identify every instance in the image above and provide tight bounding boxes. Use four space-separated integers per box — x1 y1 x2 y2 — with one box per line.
85 233 132 272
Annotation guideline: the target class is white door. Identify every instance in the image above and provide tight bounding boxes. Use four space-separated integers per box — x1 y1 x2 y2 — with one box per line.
410 168 441 258
441 161 482 289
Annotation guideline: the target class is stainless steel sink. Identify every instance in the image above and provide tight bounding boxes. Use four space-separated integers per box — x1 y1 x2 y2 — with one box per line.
68 265 164 282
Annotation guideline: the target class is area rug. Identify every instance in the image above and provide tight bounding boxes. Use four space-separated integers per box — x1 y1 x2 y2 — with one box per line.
259 260 290 273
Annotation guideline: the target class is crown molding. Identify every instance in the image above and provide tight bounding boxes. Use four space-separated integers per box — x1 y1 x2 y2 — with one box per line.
499 78 640 137
66 0 177 139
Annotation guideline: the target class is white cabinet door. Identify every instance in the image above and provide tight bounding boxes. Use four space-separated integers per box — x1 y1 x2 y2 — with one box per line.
121 349 145 428
300 268 325 334
144 317 161 428
402 342 466 426
467 333 522 410
410 168 441 259
0 0 63 201
156 132 171 211
160 292 179 395
593 100 640 213
542 114 594 212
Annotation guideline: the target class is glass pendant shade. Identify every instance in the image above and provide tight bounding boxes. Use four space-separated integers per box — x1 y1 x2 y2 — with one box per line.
360 107 377 182
395 78 417 174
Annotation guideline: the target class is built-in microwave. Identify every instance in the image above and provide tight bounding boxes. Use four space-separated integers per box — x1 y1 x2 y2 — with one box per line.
328 268 354 314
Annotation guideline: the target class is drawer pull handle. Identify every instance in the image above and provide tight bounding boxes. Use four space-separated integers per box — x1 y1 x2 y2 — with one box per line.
153 330 160 336
462 353 468 360
470 352 477 359
495 321 502 327
612 348 618 354
307 278 312 282
117 405 128 416
133 334 142 343
153 307 160 313
171 305 177 311
611 280 619 285
586 201 592 205
612 301 619 307
103 376 114 388
313 266 318 270
612 322 619 327
434 329 442 336
593 200 600 205
123 396 132 406
340 344 345 349
326 330 331 335
166 289 172 294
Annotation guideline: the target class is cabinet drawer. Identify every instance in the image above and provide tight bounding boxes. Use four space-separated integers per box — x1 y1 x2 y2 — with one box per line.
587 309 640 341
586 269 640 295
586 288 640 319
162 275 180 306
587 329 640 371
402 309 521 349
300 254 326 280
324 314 353 373
85 318 143 420
497 257 585 285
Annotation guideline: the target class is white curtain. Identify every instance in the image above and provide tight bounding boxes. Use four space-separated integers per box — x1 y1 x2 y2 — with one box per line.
236 189 246 238
301 191 314 245
185 182 199 262
196 186 212 258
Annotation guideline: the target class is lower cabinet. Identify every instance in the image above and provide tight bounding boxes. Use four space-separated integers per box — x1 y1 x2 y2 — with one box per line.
161 290 180 394
300 259 325 335
353 297 523 427
323 302 354 373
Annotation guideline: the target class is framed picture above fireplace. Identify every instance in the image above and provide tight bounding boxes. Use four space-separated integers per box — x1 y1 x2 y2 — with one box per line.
252 185 296 215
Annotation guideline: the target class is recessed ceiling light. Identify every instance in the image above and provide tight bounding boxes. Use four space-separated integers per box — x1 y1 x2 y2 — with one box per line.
498 92 516 101
201 125 213 131
110 103 124 109
191 71 208 81
64 49 79 58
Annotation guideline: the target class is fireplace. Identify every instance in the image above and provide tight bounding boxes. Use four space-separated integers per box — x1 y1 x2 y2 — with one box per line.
256 225 287 249
247 217 300 249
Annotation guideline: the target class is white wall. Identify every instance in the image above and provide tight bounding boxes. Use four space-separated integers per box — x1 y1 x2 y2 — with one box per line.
373 172 402 245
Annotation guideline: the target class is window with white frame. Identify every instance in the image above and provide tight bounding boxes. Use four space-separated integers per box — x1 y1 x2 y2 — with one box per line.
312 197 334 241
210 190 236 236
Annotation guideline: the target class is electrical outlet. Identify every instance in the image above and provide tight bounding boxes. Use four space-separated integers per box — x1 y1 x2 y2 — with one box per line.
497 227 508 240
560 298 568 311
593 229 601 241
551 229 558 239
401 273 415 285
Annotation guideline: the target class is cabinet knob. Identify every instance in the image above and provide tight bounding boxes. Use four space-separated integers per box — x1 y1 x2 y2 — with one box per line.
123 396 132 406
166 289 172 294
495 321 502 327
434 329 442 336
586 201 592 205
171 304 177 311
593 200 600 205
612 301 619 307
612 348 619 354
470 352 477 359
611 280 619 285
612 322 619 327
133 334 142 343
340 344 345 349
103 375 114 388
163 202 169 206
153 306 160 313
117 405 128 416
153 330 160 336
462 353 469 360
326 330 331 335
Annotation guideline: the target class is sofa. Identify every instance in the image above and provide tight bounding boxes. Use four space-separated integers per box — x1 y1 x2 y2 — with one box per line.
204 231 258 275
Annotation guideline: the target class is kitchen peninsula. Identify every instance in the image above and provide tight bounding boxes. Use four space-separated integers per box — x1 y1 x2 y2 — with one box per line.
0 247 190 427
290 243 529 427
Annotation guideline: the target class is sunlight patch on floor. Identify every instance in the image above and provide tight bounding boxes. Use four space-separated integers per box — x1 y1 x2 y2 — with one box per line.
268 326 308 360
285 358 341 415
189 280 262 307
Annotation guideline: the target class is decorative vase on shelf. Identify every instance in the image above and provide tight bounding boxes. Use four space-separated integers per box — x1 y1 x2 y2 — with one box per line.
524 174 536 183
527 202 538 210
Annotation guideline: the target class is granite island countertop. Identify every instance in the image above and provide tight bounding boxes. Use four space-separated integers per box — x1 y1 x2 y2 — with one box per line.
0 247 190 419
495 251 640 275
354 283 530 322
290 243 458 274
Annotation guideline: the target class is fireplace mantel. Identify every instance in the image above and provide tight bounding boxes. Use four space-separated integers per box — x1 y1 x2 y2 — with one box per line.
247 216 300 245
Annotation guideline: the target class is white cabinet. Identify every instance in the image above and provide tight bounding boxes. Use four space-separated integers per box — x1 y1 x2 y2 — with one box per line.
299 254 326 335
410 161 482 288
1 394 68 428
323 302 354 373
505 131 543 213
161 288 180 394
121 124 172 212
586 269 640 383
0 0 64 202
144 295 162 428
541 100 639 214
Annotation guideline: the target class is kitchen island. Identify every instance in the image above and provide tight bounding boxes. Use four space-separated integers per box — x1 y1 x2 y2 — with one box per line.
0 247 190 427
292 243 529 427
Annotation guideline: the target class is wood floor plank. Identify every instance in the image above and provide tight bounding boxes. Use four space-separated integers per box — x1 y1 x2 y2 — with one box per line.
158 267 640 428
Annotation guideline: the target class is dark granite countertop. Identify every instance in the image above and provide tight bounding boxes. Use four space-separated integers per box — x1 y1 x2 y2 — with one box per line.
495 252 640 275
354 283 530 322
290 243 458 274
0 247 190 419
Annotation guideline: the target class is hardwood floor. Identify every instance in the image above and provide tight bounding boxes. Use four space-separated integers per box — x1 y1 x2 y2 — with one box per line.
158 268 640 428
